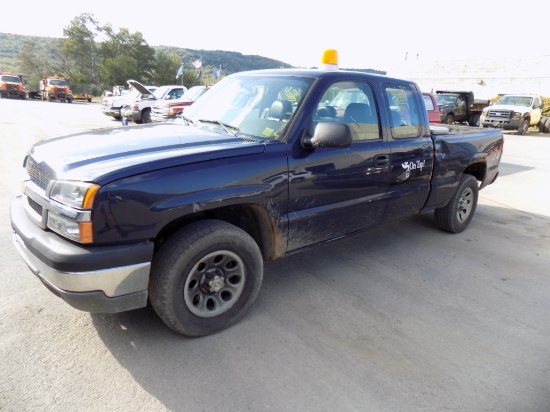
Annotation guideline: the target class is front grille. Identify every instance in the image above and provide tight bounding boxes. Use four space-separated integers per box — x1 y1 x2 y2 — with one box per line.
487 110 513 119
28 197 43 215
27 158 54 190
54 87 66 97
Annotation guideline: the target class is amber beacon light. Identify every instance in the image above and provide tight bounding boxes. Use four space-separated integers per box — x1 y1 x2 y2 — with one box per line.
320 49 339 71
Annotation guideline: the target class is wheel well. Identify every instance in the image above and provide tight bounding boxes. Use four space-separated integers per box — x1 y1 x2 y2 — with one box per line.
463 162 485 183
154 204 279 261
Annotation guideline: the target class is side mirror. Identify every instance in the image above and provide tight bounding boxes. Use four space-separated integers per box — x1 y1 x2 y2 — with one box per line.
302 122 352 149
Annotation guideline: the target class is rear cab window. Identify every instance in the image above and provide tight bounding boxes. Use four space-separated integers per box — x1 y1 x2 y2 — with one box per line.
384 84 423 138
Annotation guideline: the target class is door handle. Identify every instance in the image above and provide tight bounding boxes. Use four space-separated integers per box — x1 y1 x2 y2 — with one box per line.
374 154 390 167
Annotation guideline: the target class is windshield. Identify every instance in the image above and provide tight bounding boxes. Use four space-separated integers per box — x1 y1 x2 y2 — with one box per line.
49 79 68 86
182 75 313 140
435 94 458 105
1 75 22 83
495 96 533 107
184 86 209 101
153 86 173 99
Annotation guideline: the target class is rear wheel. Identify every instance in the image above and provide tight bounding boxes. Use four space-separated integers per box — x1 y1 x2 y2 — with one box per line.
517 118 529 135
149 220 263 337
434 174 479 233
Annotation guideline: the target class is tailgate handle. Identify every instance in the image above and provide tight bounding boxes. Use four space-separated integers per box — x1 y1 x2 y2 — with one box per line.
374 154 390 167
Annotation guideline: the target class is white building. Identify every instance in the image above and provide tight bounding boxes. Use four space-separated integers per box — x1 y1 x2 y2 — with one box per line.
387 55 550 100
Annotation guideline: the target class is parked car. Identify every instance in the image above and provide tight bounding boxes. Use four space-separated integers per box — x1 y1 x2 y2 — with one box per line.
151 85 211 123
422 92 441 124
121 81 187 124
101 81 157 120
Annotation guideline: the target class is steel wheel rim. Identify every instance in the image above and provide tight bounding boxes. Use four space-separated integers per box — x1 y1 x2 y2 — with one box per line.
457 187 474 223
183 250 245 318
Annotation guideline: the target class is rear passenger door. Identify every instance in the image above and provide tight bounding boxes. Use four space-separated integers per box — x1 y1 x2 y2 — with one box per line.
287 80 390 251
383 83 434 220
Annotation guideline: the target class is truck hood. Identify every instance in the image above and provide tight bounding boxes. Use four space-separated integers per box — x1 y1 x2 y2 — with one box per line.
28 124 265 184
127 79 154 96
489 104 529 112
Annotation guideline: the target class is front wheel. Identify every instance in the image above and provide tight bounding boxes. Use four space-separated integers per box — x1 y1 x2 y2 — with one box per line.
434 174 479 233
142 109 152 123
443 114 454 125
517 118 529 135
149 220 263 337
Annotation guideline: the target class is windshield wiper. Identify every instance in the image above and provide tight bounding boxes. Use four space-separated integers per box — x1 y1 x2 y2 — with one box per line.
180 115 195 126
198 119 239 136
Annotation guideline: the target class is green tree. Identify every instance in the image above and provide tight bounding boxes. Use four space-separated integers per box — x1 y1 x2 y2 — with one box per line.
100 25 156 86
153 51 182 86
61 13 101 84
17 39 52 89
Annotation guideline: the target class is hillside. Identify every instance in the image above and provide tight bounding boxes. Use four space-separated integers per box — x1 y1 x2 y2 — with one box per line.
0 32 384 77
0 32 293 75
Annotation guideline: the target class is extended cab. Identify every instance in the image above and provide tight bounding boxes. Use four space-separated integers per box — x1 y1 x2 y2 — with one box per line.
480 94 544 135
11 50 503 337
121 81 186 124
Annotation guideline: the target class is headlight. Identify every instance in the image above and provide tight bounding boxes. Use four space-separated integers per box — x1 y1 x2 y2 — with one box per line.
49 181 100 209
131 103 139 110
512 112 521 119
482 109 488 116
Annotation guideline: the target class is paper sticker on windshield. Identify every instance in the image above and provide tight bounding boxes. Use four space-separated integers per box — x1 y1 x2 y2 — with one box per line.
262 128 274 137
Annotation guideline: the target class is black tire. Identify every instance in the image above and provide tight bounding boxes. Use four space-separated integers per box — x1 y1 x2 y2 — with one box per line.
142 109 152 124
149 220 263 337
434 174 479 234
517 118 529 135
67 99 73 103
543 117 550 134
443 114 454 125
469 114 480 127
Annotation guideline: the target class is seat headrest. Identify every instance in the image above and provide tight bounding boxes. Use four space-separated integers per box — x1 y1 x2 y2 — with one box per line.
269 100 293 120
317 106 337 118
344 103 373 123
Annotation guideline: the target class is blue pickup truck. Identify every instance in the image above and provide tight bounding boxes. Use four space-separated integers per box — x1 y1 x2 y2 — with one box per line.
11 50 504 337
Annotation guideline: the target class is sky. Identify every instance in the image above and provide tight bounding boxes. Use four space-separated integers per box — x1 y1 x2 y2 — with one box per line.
2 0 547 71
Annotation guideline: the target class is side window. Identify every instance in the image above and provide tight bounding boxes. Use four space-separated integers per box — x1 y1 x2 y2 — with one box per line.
314 81 380 141
385 84 422 139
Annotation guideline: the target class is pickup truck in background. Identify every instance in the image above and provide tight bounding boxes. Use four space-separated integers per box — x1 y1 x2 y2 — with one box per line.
121 80 186 124
480 94 544 135
150 85 210 123
10 50 503 337
101 81 158 121
422 92 441 124
435 90 490 126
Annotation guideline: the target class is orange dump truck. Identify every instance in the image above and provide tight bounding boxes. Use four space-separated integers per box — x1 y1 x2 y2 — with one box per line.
0 72 27 99
40 76 73 102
